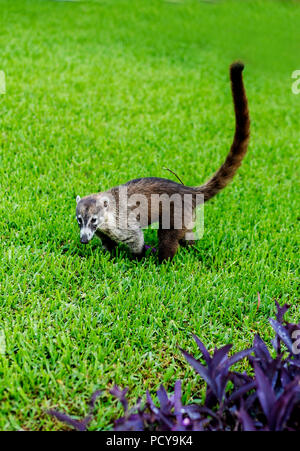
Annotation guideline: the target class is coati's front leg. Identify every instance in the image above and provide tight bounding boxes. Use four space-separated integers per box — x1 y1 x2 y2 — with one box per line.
96 231 117 253
157 229 185 263
126 228 146 260
97 228 145 259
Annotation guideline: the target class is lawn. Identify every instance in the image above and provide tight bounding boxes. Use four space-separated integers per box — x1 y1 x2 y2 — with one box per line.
0 0 299 431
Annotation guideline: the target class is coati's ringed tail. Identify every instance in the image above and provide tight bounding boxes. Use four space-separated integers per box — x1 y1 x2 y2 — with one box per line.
198 62 250 202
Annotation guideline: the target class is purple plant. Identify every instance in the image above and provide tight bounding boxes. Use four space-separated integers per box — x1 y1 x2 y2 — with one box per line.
47 390 102 431
48 301 300 431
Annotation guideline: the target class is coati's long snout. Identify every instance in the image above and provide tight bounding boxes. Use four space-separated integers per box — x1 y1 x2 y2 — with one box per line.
197 62 250 202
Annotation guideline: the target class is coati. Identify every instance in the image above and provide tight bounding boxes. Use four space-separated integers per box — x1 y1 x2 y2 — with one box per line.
76 62 250 263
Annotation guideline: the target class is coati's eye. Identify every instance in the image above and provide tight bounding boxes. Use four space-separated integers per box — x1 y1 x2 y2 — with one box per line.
91 217 97 225
77 216 82 226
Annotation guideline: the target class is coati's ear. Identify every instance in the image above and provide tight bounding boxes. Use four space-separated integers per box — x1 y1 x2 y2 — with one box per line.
76 195 81 204
102 196 109 208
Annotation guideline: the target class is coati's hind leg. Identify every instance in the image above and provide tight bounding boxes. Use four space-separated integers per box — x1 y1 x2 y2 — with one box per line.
157 229 186 263
180 230 195 247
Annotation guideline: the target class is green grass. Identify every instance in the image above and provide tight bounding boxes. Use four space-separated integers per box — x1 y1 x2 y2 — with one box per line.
0 0 299 431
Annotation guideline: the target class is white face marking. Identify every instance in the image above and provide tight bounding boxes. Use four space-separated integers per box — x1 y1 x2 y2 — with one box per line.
89 216 98 227
80 227 94 241
77 215 100 243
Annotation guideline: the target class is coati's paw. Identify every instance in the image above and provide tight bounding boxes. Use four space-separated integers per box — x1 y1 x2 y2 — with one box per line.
179 239 195 248
101 244 117 256
131 247 146 261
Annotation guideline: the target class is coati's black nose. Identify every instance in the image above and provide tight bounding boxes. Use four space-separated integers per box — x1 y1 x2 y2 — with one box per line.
80 235 89 244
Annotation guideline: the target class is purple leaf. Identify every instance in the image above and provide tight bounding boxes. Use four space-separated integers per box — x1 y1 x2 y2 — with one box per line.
110 385 129 412
47 390 102 431
228 381 256 404
272 378 300 431
144 245 157 253
275 301 290 323
254 364 276 419
211 344 232 370
146 390 158 412
173 380 182 423
192 335 211 364
47 410 88 431
237 405 257 431
269 318 294 353
226 348 254 368
253 335 272 364
180 349 217 394
157 384 169 411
